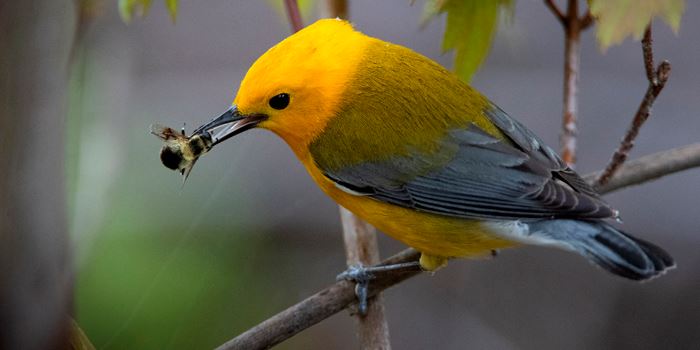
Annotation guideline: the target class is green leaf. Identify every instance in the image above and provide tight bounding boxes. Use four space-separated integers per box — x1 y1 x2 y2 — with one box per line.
118 0 133 23
590 0 686 49
420 0 444 25
165 0 178 23
424 0 512 82
118 0 153 23
118 0 180 24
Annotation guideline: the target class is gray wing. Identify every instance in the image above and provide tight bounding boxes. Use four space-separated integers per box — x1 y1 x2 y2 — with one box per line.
321 105 615 221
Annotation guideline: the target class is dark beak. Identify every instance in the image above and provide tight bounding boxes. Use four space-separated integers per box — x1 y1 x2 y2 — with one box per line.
193 105 266 147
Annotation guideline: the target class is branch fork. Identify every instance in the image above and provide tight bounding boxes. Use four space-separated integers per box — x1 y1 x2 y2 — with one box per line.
596 24 671 187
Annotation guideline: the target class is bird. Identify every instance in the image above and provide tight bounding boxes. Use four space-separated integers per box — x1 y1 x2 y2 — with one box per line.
190 18 674 310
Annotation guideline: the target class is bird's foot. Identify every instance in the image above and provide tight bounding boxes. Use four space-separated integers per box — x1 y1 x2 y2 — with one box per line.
336 262 422 315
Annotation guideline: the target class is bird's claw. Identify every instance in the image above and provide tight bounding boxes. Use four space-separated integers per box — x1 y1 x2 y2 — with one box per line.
337 265 374 315
337 261 423 315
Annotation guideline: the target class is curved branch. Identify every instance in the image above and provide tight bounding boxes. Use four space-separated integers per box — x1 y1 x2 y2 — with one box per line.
216 144 700 350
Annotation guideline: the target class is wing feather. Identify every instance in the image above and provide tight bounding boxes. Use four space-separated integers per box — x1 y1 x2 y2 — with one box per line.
319 105 614 220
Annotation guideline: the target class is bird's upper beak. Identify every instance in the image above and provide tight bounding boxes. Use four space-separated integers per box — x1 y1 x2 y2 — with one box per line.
193 105 266 148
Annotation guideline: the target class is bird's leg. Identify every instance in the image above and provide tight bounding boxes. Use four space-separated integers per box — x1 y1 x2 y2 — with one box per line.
336 261 422 315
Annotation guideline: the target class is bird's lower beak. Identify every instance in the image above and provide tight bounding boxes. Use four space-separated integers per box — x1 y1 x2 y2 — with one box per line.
193 105 266 147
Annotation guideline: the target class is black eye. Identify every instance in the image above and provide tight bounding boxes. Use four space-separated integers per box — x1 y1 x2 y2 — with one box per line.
269 93 290 110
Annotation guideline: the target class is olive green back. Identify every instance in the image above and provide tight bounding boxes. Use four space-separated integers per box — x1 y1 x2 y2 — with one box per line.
309 39 499 173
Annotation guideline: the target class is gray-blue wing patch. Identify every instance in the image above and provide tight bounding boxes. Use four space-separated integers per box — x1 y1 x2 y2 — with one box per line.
321 106 614 220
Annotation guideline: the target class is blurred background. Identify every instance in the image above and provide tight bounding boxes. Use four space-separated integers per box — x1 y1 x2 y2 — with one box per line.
45 0 700 349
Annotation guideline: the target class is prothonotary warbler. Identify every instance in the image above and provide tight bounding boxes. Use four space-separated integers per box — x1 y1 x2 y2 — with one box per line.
191 19 674 307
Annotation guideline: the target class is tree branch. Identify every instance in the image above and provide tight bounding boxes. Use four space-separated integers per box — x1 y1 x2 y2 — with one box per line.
283 0 304 33
215 249 420 350
216 145 700 350
561 16 580 166
587 143 700 194
544 1 595 167
596 25 671 187
561 0 584 166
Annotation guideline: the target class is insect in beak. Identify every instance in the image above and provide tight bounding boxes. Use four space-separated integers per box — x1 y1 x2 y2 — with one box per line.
192 105 267 147
150 105 266 183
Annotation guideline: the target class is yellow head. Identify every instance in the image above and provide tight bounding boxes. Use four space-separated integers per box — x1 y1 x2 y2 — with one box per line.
232 19 370 154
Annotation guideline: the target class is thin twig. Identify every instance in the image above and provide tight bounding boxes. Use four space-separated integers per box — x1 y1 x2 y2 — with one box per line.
561 10 580 166
544 0 565 25
545 0 595 167
563 0 581 166
328 0 348 20
216 145 700 350
642 26 656 82
283 0 304 33
596 25 672 187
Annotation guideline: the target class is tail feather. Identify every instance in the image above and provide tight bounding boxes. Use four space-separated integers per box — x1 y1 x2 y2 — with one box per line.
620 232 675 273
526 220 675 280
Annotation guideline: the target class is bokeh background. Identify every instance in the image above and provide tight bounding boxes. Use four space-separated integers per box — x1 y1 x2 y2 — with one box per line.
66 1 700 349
